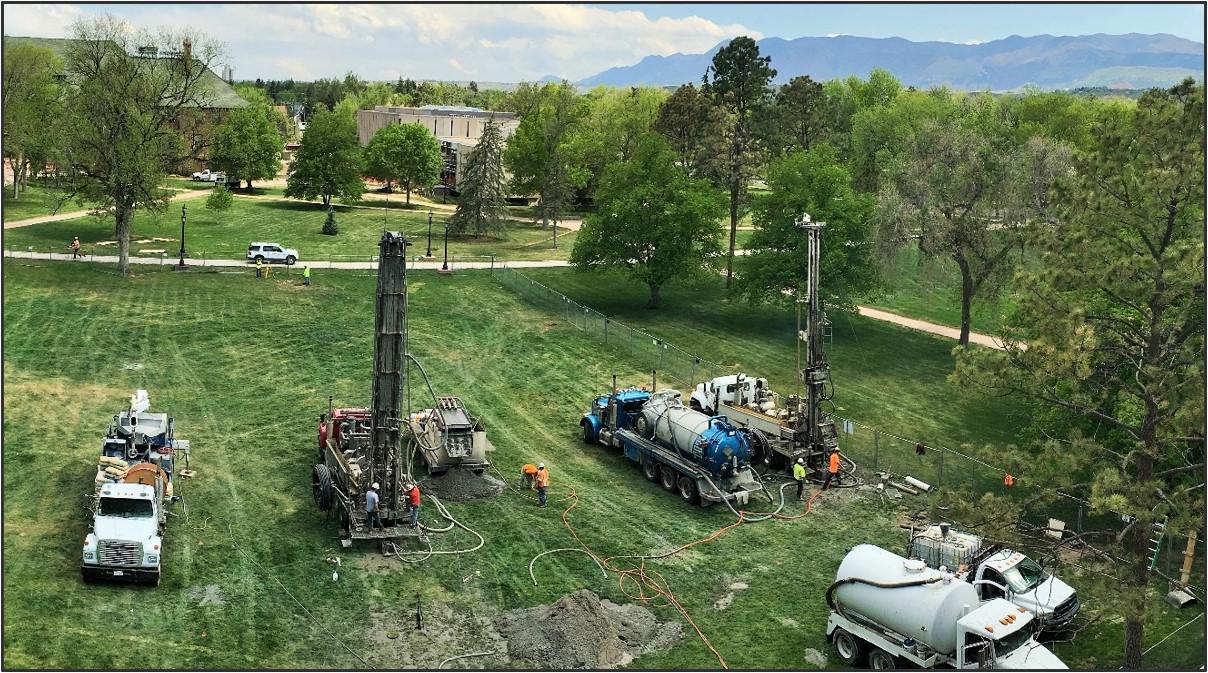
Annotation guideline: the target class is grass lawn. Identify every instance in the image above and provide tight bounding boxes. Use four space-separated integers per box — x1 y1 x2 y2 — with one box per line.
3 196 576 262
2 184 84 222
2 262 1200 669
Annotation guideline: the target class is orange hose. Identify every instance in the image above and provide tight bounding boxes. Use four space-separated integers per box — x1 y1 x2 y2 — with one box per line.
551 484 826 669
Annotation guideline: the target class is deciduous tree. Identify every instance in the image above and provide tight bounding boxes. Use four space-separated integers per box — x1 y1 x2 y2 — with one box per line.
703 36 776 288
363 122 442 204
285 104 364 208
210 104 284 189
570 135 724 308
2 40 64 200
57 16 221 275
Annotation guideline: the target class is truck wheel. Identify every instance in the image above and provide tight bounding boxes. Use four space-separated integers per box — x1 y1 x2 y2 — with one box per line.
868 648 897 669
643 458 660 482
832 628 864 666
581 421 593 444
661 466 677 491
635 415 654 439
678 476 699 505
81 568 97 584
148 571 162 588
312 464 333 511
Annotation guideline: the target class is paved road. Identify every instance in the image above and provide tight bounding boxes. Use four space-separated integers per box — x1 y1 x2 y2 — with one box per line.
3 189 211 229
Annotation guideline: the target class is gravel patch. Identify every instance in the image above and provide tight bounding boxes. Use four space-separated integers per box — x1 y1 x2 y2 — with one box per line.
419 470 505 502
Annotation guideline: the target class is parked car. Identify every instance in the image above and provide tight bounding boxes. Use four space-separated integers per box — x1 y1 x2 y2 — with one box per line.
247 242 299 265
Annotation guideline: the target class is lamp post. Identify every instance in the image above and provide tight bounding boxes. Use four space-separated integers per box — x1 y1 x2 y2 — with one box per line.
440 222 450 273
175 204 188 270
425 211 434 258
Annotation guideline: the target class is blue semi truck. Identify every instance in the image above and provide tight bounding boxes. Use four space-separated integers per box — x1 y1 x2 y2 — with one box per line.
581 384 764 507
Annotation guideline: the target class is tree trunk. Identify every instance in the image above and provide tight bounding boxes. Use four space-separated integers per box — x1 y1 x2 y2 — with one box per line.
726 179 738 288
115 204 133 276
955 254 974 347
12 152 23 200
323 194 332 208
405 183 411 205
1123 449 1155 669
647 282 662 309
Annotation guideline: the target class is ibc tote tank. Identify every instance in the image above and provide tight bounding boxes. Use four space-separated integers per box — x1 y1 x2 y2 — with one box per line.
833 544 980 656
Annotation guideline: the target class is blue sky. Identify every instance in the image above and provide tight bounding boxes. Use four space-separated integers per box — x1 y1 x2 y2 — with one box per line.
3 3 1203 82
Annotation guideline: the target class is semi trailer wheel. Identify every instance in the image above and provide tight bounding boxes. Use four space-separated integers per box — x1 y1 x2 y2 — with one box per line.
660 466 677 491
643 458 660 482
677 476 699 505
868 649 897 669
832 628 864 666
312 464 333 511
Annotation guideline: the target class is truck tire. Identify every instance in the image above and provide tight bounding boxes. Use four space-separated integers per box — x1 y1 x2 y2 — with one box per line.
677 476 699 505
81 567 98 584
643 458 660 482
581 421 592 444
660 465 677 491
312 464 333 511
635 415 654 440
832 628 864 667
148 570 162 588
868 648 897 669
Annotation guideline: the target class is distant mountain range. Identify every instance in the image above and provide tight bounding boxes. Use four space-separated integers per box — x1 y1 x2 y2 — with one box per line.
577 33 1204 91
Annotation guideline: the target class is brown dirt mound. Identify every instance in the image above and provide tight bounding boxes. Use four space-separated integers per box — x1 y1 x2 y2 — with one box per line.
495 589 683 669
419 469 505 502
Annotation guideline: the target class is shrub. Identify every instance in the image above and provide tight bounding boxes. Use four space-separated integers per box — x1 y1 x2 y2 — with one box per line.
205 184 233 211
321 207 339 235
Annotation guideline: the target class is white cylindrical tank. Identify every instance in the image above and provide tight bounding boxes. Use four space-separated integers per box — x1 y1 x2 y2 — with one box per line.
641 391 711 454
833 544 980 656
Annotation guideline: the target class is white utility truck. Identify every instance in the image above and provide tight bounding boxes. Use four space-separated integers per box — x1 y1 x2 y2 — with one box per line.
909 524 1080 630
82 390 188 585
826 544 1067 669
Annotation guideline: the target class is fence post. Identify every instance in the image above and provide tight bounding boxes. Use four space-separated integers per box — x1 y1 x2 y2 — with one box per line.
1077 504 1083 534
604 318 609 345
690 357 698 386
873 429 880 471
938 448 945 490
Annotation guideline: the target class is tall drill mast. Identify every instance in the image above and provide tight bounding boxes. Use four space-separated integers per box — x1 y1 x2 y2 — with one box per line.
797 217 839 468
370 231 409 512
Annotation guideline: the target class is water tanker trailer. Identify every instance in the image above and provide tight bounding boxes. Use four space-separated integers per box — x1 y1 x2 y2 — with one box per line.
826 544 1066 669
581 383 764 507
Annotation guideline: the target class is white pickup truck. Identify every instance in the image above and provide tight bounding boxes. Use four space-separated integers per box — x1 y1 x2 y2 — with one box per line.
909 524 1080 630
191 168 223 182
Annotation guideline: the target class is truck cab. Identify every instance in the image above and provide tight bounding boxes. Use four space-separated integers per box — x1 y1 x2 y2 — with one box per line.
972 551 1079 631
581 387 652 446
954 599 1066 669
690 374 777 416
82 483 164 585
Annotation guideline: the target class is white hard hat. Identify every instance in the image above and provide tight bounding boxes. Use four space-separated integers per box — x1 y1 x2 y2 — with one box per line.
538 463 545 469
797 458 805 465
371 482 380 490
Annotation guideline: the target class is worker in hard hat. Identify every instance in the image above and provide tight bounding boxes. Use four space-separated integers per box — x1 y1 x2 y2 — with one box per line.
520 463 538 490
366 482 383 530
534 463 550 507
302 265 311 286
822 448 841 491
255 257 263 278
405 481 422 528
793 457 808 500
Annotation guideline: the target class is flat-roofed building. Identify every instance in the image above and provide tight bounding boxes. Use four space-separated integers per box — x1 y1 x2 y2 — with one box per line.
357 105 520 191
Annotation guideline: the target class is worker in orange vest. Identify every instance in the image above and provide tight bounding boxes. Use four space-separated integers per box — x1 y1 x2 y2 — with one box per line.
534 463 550 507
520 463 539 490
406 481 422 528
821 448 841 491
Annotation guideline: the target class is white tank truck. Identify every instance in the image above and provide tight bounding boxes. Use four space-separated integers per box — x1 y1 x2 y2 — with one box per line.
908 524 1080 631
826 544 1066 669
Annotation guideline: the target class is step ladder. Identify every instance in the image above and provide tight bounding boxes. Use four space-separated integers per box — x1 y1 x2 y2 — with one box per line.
1149 517 1167 571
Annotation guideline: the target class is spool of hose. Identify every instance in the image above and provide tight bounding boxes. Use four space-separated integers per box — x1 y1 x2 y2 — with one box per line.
122 462 172 497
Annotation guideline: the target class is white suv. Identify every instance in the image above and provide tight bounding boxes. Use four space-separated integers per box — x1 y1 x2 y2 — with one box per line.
247 242 299 265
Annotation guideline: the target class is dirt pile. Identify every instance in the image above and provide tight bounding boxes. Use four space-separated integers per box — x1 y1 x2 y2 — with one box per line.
418 470 505 502
495 589 682 669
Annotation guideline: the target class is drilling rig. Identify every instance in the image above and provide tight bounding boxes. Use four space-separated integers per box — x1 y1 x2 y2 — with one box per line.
312 231 417 547
688 215 840 473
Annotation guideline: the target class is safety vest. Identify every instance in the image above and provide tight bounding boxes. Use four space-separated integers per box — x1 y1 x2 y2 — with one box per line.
535 468 549 488
409 486 421 506
828 452 840 474
303 267 311 278
792 463 807 480
256 259 262 267
522 463 538 475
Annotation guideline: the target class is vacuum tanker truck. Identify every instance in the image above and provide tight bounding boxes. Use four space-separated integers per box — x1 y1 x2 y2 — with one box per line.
581 382 764 507
827 544 1066 669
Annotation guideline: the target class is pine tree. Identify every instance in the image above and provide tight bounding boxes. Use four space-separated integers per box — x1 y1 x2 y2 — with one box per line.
449 117 507 237
321 207 338 235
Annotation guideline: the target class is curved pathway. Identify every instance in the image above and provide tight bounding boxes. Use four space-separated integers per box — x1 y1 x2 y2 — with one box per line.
3 188 211 229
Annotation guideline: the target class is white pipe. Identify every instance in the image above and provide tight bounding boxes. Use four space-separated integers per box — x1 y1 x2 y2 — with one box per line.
904 476 933 492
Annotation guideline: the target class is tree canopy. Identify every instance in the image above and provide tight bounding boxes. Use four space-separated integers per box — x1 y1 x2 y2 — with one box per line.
210 104 284 189
363 122 442 204
285 104 364 208
570 134 725 308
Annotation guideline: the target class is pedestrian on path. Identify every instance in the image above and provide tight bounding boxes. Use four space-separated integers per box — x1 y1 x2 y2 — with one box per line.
70 237 81 259
793 457 808 500
535 463 550 507
303 265 311 286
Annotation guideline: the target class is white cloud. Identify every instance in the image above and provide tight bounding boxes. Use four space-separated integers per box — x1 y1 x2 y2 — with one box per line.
1 3 761 82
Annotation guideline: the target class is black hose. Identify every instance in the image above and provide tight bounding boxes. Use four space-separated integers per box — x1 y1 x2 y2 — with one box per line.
825 574 945 614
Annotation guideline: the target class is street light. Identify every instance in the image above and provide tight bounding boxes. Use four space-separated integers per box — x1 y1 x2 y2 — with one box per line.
440 222 450 273
175 204 188 270
426 211 434 258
